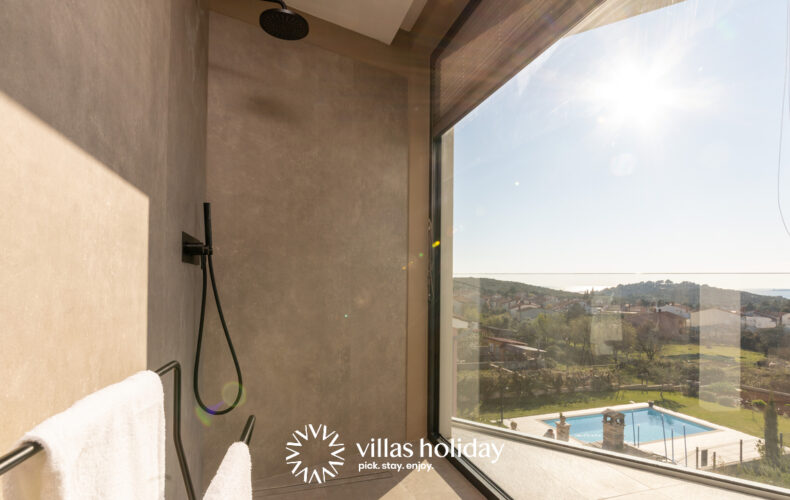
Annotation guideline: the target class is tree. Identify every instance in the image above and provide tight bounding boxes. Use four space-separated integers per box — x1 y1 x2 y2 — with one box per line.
516 322 537 346
496 369 510 424
636 323 663 361
566 302 586 322
461 304 480 322
741 329 759 352
546 344 564 364
457 332 481 363
512 371 537 398
606 322 636 363
568 316 592 365
552 374 564 394
763 398 781 464
757 328 784 356
606 340 625 364
535 313 567 349
456 375 479 416
622 322 636 359
564 373 582 394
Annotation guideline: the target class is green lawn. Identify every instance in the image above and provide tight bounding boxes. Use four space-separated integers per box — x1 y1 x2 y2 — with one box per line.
476 390 790 437
728 456 790 489
661 344 765 365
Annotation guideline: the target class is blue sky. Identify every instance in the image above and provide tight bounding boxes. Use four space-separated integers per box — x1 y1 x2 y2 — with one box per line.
451 0 790 293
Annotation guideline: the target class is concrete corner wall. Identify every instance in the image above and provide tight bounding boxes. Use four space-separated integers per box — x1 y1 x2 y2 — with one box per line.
0 1 209 498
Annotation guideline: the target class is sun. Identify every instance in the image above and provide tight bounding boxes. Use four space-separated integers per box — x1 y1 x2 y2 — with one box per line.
590 62 677 130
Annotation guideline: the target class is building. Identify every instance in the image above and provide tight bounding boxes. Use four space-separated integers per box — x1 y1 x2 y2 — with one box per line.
690 308 740 328
690 308 741 343
656 304 691 319
482 336 546 362
508 302 544 321
624 310 688 341
742 315 777 330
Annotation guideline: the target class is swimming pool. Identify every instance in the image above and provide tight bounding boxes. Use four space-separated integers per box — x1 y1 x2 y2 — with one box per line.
542 408 714 444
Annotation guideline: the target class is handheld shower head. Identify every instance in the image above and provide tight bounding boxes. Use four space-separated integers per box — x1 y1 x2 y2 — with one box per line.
259 0 309 41
203 202 213 250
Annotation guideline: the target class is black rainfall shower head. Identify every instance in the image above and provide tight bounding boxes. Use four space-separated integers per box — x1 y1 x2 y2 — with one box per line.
259 0 309 41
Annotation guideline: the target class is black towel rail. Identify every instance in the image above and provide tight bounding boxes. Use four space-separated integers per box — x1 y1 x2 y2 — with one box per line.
0 361 255 500
157 360 197 500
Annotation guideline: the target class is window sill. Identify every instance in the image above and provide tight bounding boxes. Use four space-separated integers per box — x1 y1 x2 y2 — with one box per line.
448 418 788 499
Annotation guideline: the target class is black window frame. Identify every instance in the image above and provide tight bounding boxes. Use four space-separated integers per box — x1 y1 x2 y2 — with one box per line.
425 4 790 499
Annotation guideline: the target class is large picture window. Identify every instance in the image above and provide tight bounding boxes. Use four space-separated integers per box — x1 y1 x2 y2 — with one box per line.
433 0 790 496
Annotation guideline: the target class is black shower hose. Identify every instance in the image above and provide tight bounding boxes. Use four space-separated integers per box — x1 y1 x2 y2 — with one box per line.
193 251 244 415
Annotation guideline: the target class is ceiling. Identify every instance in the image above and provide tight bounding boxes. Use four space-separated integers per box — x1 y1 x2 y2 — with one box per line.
284 0 428 45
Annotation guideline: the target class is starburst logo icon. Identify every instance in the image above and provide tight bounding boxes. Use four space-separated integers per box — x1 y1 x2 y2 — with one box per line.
286 424 345 484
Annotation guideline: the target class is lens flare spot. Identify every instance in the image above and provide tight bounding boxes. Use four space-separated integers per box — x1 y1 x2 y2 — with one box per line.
418 252 424 258
432 241 440 248
195 406 213 427
221 382 247 407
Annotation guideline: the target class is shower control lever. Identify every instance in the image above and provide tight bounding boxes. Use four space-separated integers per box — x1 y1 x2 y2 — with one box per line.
183 203 216 264
182 232 211 265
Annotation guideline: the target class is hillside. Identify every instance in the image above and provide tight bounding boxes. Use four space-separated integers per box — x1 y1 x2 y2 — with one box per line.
454 277 790 313
601 280 790 311
454 277 581 299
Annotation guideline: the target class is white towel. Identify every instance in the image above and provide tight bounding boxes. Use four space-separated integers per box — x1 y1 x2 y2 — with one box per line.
203 442 252 500
3 371 165 500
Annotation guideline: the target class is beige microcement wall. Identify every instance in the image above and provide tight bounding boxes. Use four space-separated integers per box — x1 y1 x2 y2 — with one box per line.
204 5 467 472
0 93 150 486
200 10 443 489
0 0 209 498
200 1 467 490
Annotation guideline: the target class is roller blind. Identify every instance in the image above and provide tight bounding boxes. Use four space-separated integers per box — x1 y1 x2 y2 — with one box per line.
430 0 605 135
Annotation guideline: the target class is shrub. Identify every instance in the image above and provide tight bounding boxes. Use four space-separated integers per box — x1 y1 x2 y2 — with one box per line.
753 399 768 410
683 380 699 397
591 375 611 392
546 345 563 362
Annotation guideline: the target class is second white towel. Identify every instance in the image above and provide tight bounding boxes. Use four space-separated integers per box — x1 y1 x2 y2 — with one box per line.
203 442 252 500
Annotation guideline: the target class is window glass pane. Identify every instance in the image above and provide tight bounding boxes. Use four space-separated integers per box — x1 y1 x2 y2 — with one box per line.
439 0 790 495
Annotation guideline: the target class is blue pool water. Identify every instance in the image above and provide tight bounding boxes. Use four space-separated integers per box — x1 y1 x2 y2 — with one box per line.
543 408 714 444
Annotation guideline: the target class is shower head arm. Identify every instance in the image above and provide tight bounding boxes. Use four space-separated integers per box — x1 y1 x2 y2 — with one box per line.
261 0 287 9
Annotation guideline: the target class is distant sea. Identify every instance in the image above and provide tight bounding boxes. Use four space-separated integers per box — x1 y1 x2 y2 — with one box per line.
745 289 790 299
456 274 790 298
